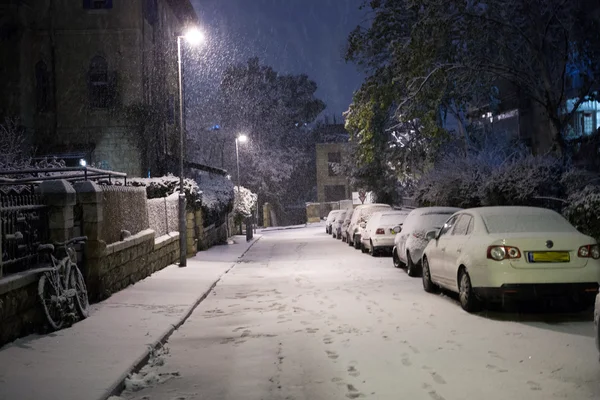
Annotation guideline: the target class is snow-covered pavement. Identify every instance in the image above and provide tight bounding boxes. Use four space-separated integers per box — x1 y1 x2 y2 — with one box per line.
115 225 600 400
0 235 260 400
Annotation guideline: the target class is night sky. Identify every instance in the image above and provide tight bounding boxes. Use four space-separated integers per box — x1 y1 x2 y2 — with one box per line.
189 0 366 120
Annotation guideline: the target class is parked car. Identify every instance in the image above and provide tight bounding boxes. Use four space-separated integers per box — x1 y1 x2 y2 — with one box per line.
333 210 348 239
421 206 600 312
325 210 342 234
346 204 392 249
361 210 411 256
340 209 355 242
595 292 600 358
393 207 463 277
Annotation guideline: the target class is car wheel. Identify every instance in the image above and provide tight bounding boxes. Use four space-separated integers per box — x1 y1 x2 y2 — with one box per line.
392 249 402 268
406 252 420 277
422 257 438 293
354 237 361 250
361 243 367 254
458 269 481 313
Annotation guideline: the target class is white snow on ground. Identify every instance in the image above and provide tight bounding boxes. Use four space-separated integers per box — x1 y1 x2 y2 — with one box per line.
0 235 260 400
117 225 600 400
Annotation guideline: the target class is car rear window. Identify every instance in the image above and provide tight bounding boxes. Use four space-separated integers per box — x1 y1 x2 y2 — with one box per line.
482 213 577 234
380 213 409 226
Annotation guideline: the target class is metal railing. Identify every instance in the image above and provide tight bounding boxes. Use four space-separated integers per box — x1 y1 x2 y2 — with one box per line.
0 166 127 186
0 194 49 277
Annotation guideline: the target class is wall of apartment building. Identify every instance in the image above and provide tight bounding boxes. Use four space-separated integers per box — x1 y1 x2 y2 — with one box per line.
316 143 351 203
0 0 194 176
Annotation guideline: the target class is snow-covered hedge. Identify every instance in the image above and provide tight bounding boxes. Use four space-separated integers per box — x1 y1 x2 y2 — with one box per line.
129 175 202 210
563 185 600 239
416 151 567 209
481 155 564 206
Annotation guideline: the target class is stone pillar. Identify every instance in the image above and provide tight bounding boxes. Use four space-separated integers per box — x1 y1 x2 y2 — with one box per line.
263 203 272 228
38 180 76 243
73 181 106 301
186 211 197 256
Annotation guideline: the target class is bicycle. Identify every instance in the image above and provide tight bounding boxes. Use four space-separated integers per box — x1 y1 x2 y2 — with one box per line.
37 236 90 331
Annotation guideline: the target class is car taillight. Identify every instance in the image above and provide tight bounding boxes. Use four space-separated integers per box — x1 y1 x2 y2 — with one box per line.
376 228 385 235
487 246 521 261
578 244 600 259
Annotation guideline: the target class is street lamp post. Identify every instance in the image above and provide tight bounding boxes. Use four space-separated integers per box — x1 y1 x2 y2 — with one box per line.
235 134 248 234
176 27 205 268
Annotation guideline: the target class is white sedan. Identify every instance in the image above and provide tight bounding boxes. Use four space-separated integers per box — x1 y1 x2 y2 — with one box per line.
421 206 600 312
361 210 410 256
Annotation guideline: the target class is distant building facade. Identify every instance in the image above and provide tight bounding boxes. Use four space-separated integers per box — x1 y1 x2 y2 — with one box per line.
0 0 197 176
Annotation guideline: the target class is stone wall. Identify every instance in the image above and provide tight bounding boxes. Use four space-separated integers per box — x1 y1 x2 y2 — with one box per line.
90 230 179 302
0 274 44 346
147 195 179 237
101 186 149 244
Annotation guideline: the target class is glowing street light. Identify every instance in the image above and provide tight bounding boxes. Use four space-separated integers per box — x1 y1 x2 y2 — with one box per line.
182 28 206 45
237 134 248 144
176 26 205 268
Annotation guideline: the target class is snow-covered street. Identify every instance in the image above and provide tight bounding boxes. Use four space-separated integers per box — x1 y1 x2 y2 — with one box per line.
118 224 600 400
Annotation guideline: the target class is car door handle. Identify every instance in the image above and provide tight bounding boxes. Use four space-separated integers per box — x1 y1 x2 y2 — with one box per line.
457 249 462 254
441 247 446 252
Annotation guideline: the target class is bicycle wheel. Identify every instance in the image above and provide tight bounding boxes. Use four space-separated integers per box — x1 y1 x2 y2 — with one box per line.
69 264 90 319
38 273 65 331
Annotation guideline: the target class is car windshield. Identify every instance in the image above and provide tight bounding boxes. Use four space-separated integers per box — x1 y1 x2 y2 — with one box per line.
483 212 577 234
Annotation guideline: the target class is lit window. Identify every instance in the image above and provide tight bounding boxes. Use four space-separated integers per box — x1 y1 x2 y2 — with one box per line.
584 113 594 135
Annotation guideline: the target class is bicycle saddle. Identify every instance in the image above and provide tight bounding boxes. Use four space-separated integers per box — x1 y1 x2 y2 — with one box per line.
37 244 55 253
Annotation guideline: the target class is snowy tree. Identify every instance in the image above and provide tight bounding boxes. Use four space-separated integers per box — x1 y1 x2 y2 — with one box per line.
191 58 326 214
346 0 600 154
0 117 29 169
233 185 258 219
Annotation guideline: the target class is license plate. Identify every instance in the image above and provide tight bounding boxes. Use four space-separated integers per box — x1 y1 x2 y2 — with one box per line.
528 251 570 263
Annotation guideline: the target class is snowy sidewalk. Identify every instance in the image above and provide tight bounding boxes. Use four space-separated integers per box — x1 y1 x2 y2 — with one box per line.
0 235 261 400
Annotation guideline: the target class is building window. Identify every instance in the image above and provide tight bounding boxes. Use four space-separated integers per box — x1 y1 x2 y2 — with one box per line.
88 56 109 108
35 61 50 112
324 185 346 202
584 113 595 135
167 95 175 125
327 152 341 176
83 0 113 9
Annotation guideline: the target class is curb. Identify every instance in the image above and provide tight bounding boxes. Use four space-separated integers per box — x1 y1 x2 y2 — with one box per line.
100 236 262 400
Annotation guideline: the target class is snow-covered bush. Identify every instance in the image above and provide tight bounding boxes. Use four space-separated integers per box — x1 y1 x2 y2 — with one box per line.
481 155 564 206
129 175 202 210
415 152 493 208
563 185 600 239
234 186 258 221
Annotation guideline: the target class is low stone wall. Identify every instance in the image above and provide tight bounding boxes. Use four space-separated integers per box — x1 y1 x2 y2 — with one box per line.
87 229 179 302
0 273 44 345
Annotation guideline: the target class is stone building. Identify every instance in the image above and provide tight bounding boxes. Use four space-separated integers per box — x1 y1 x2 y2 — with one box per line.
0 0 197 176
316 142 351 203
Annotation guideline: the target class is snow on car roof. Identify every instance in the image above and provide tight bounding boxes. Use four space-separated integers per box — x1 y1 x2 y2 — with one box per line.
473 206 577 234
412 207 463 215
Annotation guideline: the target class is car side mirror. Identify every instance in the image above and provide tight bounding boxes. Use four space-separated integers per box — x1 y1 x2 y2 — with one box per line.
426 230 438 241
360 222 366 229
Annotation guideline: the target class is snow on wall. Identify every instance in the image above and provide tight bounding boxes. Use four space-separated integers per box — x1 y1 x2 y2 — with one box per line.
147 194 179 237
101 186 149 244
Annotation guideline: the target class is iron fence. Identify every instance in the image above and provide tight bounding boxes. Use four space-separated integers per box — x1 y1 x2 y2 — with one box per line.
0 193 49 277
